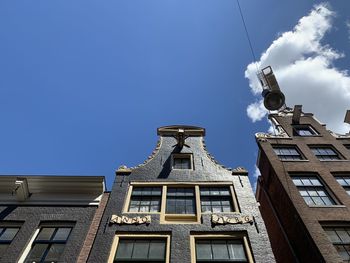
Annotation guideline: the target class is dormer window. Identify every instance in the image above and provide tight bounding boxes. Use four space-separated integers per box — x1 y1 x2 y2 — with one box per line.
293 125 318 136
172 154 192 170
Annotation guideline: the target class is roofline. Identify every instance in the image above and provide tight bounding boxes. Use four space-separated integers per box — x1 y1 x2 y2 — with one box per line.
157 125 205 136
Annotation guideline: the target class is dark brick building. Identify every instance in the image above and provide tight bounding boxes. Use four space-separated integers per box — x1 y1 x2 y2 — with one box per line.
88 125 275 263
0 176 107 263
255 107 350 263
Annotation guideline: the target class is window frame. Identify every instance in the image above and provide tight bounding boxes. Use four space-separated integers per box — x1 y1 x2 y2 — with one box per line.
127 186 162 213
171 154 193 170
334 174 350 196
0 222 21 258
18 222 75 263
322 225 350 262
108 234 171 263
200 186 235 213
309 145 343 161
123 183 240 224
292 125 318 136
272 145 305 161
190 233 254 263
290 174 337 206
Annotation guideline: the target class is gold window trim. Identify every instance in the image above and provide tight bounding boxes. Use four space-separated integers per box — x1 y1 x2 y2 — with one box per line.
108 234 171 263
123 182 240 224
190 233 254 263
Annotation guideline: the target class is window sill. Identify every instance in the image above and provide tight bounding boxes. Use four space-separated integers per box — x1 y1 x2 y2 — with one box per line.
161 214 199 224
319 160 349 162
294 135 322 137
280 160 309 162
201 212 240 214
308 205 346 208
123 212 160 214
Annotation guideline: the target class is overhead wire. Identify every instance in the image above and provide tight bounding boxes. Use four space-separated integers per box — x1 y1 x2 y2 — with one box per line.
235 0 294 201
235 0 260 72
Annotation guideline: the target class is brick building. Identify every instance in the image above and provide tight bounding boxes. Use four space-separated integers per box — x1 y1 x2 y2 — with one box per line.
88 125 275 263
0 176 107 263
255 107 350 262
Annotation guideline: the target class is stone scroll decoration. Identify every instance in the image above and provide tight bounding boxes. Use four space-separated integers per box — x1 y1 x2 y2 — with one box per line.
110 215 151 225
211 214 253 225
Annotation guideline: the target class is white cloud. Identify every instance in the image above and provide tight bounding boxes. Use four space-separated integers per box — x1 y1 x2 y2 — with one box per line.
347 20 350 42
251 166 261 192
245 3 350 134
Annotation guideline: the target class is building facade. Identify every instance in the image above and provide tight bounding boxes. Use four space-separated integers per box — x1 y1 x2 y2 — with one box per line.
88 125 275 263
256 107 350 263
0 176 107 263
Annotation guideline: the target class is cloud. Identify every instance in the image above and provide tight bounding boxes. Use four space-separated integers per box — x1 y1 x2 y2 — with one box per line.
347 20 350 42
251 166 261 192
245 3 350 134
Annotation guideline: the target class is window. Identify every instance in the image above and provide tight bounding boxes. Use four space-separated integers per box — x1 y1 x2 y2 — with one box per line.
108 234 170 263
310 146 341 161
172 154 192 169
24 226 72 263
345 145 350 151
128 187 162 213
293 125 318 136
292 176 335 206
166 187 196 214
200 187 233 213
124 183 239 224
114 239 166 262
324 226 350 261
273 146 304 161
196 240 247 262
335 176 350 196
0 227 20 256
190 234 253 263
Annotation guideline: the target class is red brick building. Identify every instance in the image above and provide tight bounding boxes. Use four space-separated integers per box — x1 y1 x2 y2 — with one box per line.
256 107 350 263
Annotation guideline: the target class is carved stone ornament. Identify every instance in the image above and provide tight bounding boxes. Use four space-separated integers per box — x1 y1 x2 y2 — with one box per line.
110 215 151 225
211 214 253 225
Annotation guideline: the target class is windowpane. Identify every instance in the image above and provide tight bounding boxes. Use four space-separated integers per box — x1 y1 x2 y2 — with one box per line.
325 229 341 243
336 229 350 243
37 228 55 241
200 187 233 213
273 146 303 161
228 241 247 261
149 240 166 259
166 188 195 214
115 240 134 259
292 176 335 206
324 227 350 261
0 228 19 241
26 244 48 262
310 146 340 160
336 245 350 261
195 239 247 262
25 226 72 263
301 178 312 186
212 240 229 260
45 244 65 262
335 176 350 196
129 187 161 212
53 228 71 241
292 179 303 186
196 241 212 260
132 240 150 259
115 239 166 262
173 156 191 169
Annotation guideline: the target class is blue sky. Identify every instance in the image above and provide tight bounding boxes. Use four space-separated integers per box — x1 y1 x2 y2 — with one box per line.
1 1 349 189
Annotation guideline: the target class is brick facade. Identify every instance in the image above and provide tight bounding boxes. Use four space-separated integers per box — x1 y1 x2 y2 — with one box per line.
256 109 350 263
